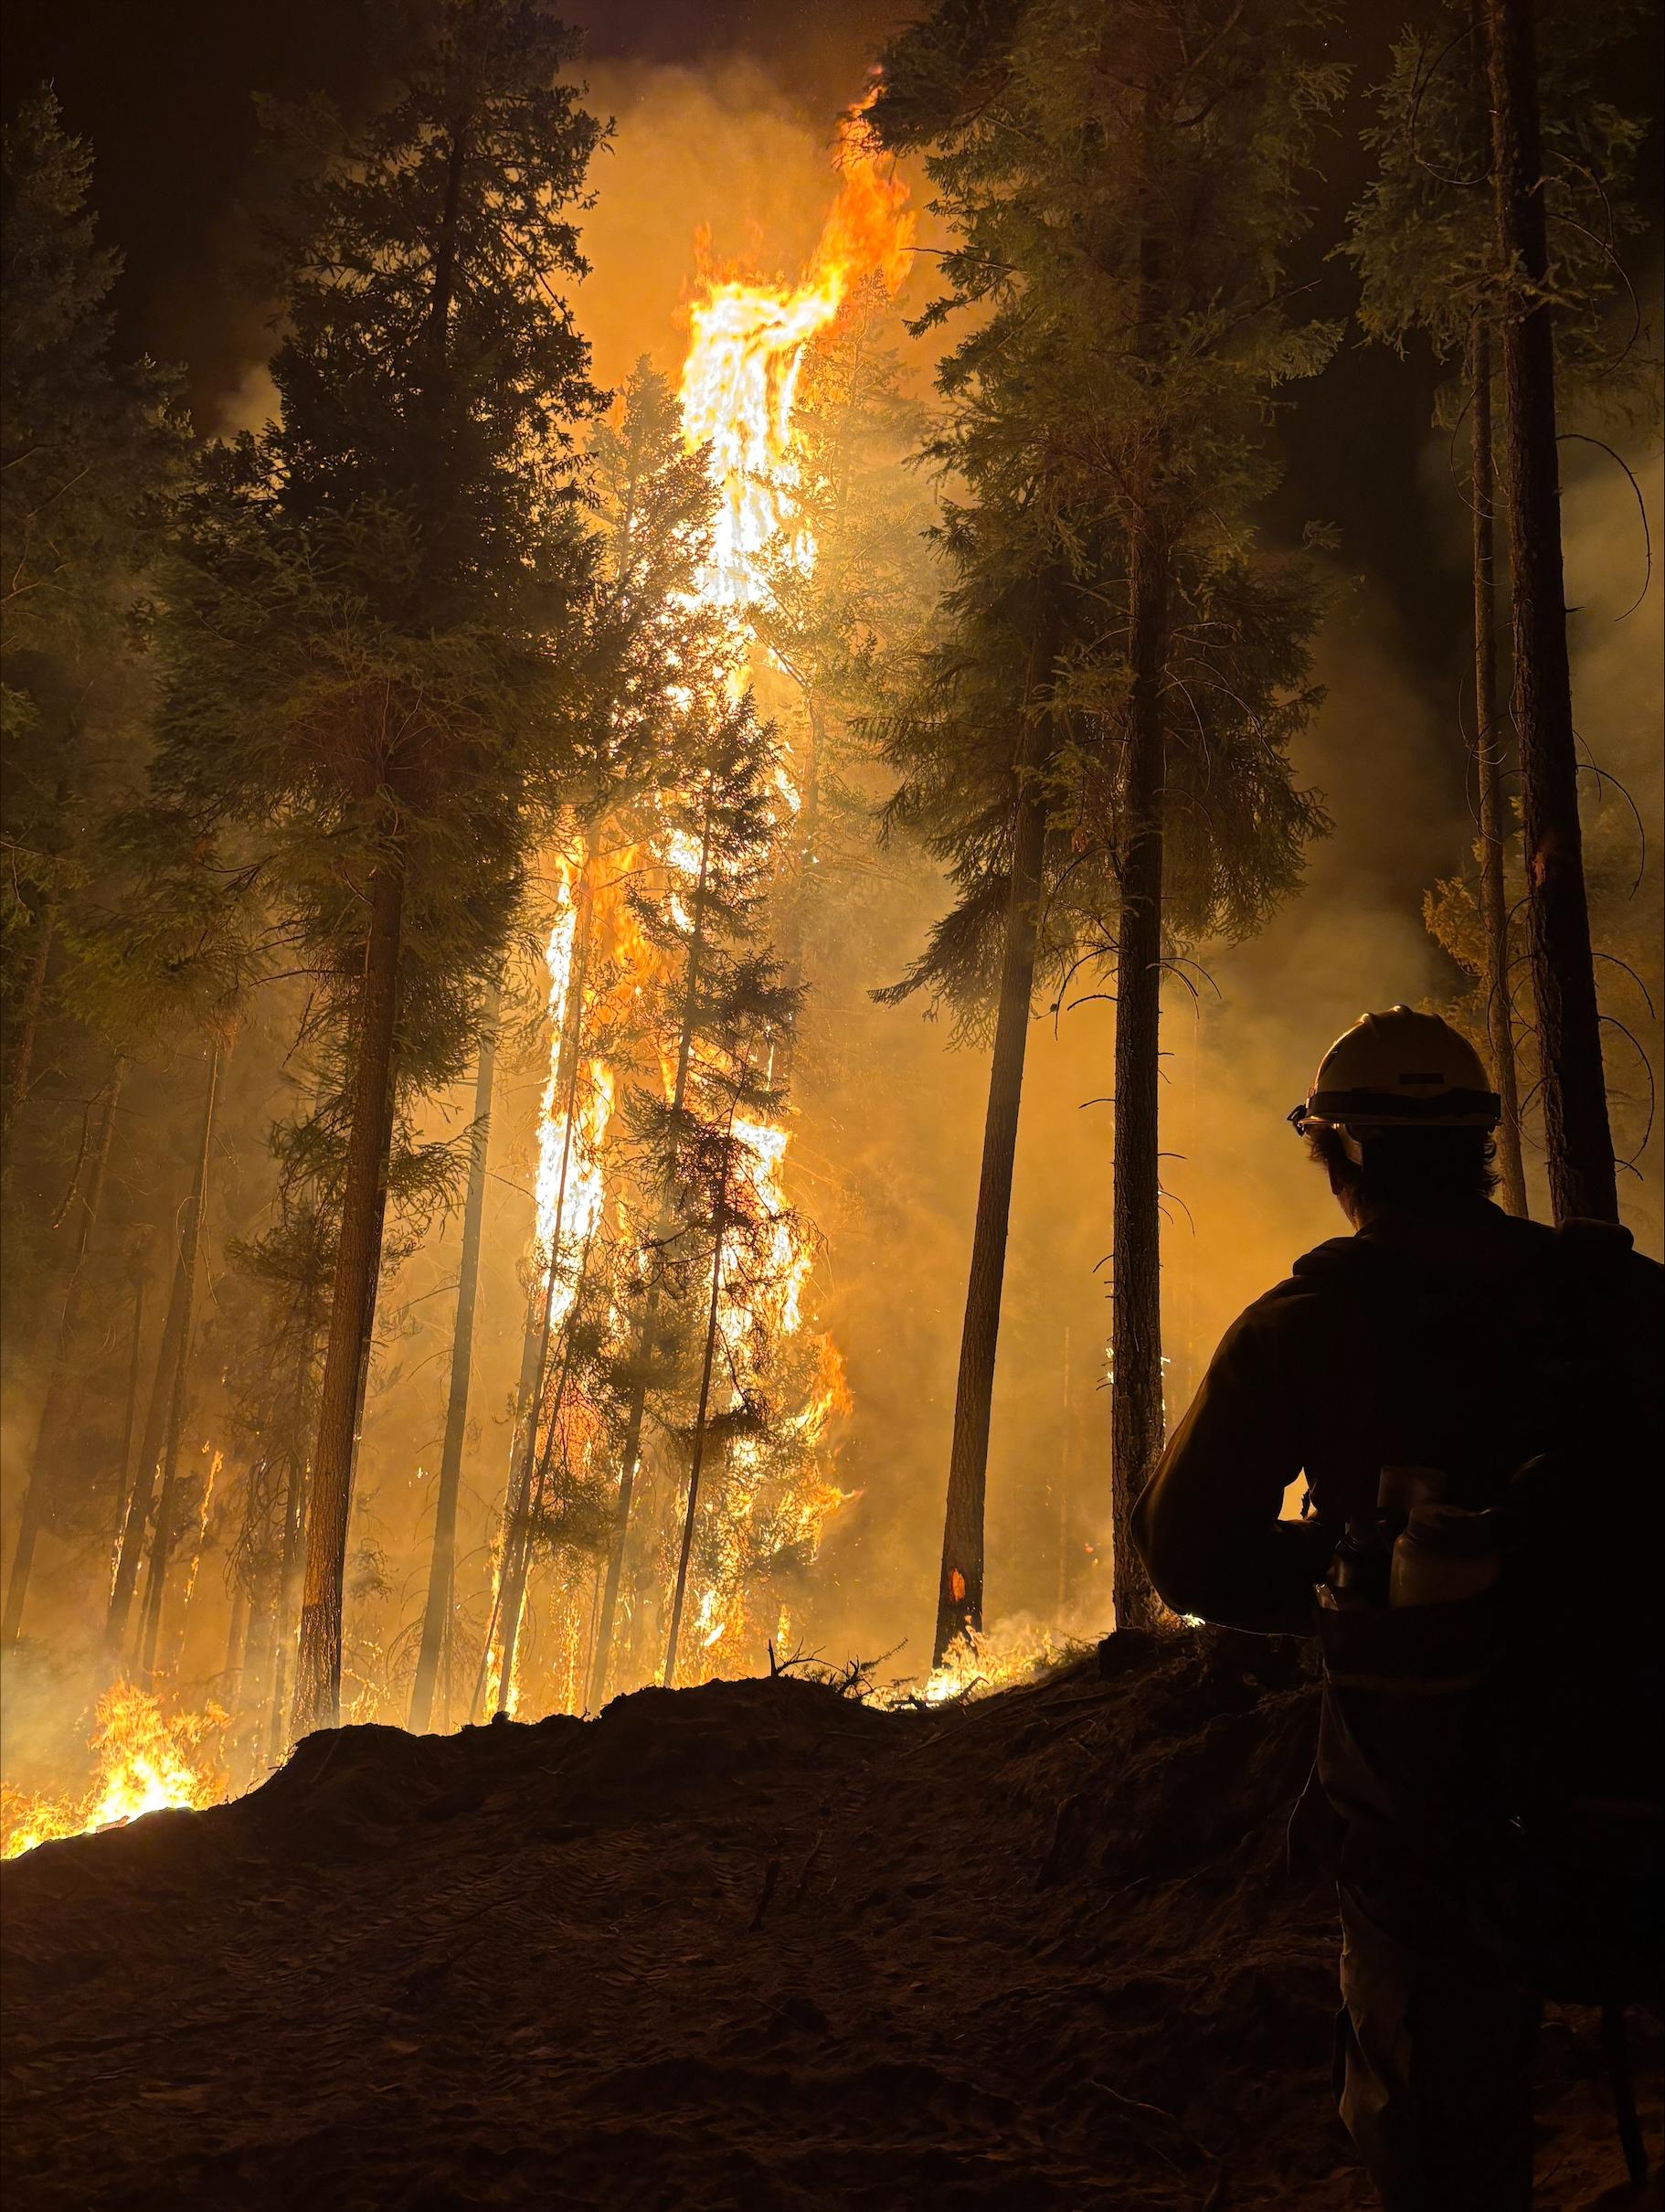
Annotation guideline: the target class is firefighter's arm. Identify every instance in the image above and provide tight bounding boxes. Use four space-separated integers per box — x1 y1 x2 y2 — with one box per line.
1131 1307 1331 1636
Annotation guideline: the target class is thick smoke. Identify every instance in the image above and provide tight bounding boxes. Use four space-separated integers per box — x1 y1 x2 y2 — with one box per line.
4 63 1658 1813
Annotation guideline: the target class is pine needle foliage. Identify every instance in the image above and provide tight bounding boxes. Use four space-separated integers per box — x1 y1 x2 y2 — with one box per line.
870 0 1338 1037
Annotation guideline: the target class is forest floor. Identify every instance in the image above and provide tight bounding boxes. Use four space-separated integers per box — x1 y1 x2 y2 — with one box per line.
2 1628 1658 2211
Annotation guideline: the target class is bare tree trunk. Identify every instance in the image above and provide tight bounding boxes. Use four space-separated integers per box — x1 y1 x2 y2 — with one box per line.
1056 1326 1072 1617
408 984 500 1731
1482 0 1617 1226
110 1266 148 1557
0 827 64 1186
590 808 715 1707
476 867 594 1720
293 860 404 1733
107 1239 189 1651
2 1059 124 1643
222 1583 249 1702
932 740 1049 1664
137 1039 224 1682
663 1197 728 1688
1469 319 1530 1218
263 1450 309 1771
1109 514 1169 1636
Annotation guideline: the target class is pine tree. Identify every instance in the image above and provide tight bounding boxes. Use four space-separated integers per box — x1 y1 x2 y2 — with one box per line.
1343 3 1647 1218
1479 0 1636 1223
149 0 607 1732
0 91 182 1186
589 700 801 1701
875 0 1335 1654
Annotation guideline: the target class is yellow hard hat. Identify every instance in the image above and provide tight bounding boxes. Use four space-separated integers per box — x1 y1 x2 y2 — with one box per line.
1289 1006 1500 1134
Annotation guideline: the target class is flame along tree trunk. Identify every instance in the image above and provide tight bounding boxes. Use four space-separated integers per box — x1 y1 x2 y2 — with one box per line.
590 803 716 1708
483 872 595 1720
1468 320 1529 1218
135 1037 224 1681
1108 507 1169 1638
408 980 500 1732
293 856 404 1733
932 734 1051 1664
1481 0 1617 1227
1 1058 124 1643
663 1148 731 1687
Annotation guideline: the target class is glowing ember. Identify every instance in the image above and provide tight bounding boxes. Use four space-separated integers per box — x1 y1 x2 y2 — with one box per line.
872 1616 1093 1709
1 1684 227 1860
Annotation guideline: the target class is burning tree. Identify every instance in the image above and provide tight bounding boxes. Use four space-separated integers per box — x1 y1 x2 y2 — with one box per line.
750 274 937 1022
874 0 1337 1653
148 0 607 1733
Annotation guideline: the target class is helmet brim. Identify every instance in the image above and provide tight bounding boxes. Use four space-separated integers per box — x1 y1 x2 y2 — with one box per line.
1292 1083 1501 1133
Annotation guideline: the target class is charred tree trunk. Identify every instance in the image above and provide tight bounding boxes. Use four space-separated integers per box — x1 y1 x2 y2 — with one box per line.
263 1448 309 1770
107 1238 189 1651
663 1199 727 1690
477 867 594 1719
293 859 404 1733
110 1266 148 1554
408 984 500 1732
1109 514 1170 1636
1469 320 1530 1218
136 1039 224 1682
1482 0 1617 1226
932 731 1050 1664
590 807 715 1707
2 1059 124 1643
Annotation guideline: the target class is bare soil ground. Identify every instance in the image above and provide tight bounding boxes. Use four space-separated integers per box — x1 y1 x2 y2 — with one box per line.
2 1629 1657 2209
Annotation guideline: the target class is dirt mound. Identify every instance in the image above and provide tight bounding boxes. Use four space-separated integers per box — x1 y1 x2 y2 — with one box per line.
2 1630 1655 2209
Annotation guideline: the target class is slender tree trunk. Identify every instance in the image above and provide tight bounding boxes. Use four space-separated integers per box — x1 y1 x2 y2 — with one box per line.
1109 514 1170 1635
111 1268 148 1552
477 866 594 1719
264 1449 309 1770
1482 0 1617 1226
663 1195 729 1688
590 808 715 1707
1469 319 1530 1217
293 860 405 1734
932 739 1050 1664
408 984 500 1731
223 1583 249 1700
0 830 64 1185
1056 1326 1072 1617
239 1571 275 1767
2 1060 124 1643
137 1039 224 1681
493 1219 599 1717
107 1239 189 1651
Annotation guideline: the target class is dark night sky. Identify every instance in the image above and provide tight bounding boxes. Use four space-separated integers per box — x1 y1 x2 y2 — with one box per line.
3 0 1660 708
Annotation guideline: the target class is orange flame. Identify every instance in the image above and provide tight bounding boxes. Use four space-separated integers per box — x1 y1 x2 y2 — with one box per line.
1 1685 226 1859
679 93 915 613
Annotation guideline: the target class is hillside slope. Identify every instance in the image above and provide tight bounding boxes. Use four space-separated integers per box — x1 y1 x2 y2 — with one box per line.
2 1631 1655 2209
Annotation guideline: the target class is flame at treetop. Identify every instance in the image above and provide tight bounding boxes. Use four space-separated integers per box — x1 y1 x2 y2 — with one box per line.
1 1684 226 1860
679 93 915 613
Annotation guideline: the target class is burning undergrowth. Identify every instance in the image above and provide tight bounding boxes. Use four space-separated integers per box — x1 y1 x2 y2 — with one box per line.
3 1630 1651 2210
